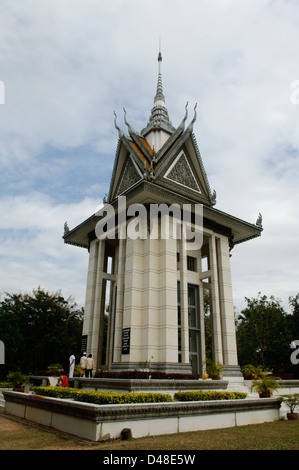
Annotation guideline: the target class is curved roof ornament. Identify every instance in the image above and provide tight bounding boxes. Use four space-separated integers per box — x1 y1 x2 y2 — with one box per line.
186 103 197 133
123 108 139 136
256 212 263 229
178 102 189 131
114 111 125 138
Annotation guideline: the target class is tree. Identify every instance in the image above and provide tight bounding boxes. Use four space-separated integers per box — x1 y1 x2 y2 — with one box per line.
0 287 83 378
236 292 292 373
289 294 299 339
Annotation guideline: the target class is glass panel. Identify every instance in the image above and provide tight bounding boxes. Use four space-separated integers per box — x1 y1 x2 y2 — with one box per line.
188 286 196 306
187 256 197 272
189 330 197 353
178 329 181 354
190 355 198 374
188 307 196 327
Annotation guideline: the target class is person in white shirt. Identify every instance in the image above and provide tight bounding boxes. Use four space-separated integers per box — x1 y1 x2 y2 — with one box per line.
69 354 75 378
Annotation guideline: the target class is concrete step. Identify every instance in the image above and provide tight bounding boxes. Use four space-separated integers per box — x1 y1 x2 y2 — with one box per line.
0 389 12 410
0 392 5 409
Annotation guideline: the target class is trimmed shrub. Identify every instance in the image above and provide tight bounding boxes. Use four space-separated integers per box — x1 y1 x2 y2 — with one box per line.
174 391 247 401
32 386 172 404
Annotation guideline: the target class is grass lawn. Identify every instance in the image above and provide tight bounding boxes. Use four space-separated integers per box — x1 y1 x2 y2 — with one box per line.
0 412 298 450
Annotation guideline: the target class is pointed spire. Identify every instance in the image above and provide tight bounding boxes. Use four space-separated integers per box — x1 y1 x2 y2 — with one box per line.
154 50 165 106
141 50 175 136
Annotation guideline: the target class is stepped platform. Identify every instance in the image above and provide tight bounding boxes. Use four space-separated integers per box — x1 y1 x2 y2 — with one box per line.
2 390 282 442
29 375 229 396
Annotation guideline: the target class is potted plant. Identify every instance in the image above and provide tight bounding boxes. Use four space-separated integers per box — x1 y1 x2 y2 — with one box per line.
280 394 299 420
47 363 63 376
251 373 281 398
205 359 223 380
241 364 264 380
74 364 84 377
7 371 29 392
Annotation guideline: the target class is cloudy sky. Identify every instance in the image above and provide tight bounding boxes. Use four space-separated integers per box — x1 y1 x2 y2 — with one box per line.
0 0 298 314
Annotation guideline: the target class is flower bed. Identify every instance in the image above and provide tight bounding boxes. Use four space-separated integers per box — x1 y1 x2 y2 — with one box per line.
174 391 247 401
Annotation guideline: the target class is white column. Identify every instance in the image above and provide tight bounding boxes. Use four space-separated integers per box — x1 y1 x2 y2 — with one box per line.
112 239 126 363
122 238 144 364
216 236 239 366
142 237 160 364
158 237 178 364
90 239 105 369
180 234 189 364
199 280 206 369
208 235 223 364
82 240 99 349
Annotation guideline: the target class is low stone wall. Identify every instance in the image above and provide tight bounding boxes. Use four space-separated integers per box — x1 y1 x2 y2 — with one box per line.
3 391 281 442
29 376 229 396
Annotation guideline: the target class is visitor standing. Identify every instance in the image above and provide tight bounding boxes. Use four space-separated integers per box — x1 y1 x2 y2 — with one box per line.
69 353 75 378
85 354 94 378
80 352 87 375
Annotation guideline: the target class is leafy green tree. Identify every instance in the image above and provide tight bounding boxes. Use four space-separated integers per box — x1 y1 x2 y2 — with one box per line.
289 294 299 339
0 287 83 378
236 292 292 373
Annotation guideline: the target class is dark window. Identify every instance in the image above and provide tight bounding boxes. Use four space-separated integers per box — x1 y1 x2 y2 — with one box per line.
187 255 197 272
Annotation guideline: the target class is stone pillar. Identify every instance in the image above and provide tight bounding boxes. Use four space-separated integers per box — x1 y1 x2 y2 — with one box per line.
121 237 143 365
199 280 206 371
208 235 223 364
90 239 105 369
216 236 241 377
179 235 189 365
141 237 160 365
157 237 178 366
112 238 126 363
82 239 99 350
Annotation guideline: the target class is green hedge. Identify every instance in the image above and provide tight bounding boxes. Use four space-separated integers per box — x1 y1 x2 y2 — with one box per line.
174 391 247 401
32 386 173 404
32 387 247 404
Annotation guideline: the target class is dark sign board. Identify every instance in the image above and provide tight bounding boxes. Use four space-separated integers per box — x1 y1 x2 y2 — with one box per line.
81 335 87 353
122 328 130 354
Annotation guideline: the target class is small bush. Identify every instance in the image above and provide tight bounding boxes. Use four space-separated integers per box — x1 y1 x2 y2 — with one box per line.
0 381 12 388
32 386 173 404
174 391 247 401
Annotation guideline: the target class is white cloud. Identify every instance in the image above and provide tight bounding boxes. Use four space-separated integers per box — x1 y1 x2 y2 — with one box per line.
0 0 298 313
0 192 99 304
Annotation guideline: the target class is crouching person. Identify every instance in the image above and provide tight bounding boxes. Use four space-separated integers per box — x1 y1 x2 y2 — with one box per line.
57 371 69 387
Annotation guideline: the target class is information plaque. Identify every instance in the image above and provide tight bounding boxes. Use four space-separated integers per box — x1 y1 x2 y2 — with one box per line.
122 328 130 354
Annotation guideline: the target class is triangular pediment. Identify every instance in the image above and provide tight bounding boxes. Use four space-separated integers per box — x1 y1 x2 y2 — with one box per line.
108 102 216 206
108 134 147 202
116 155 143 195
153 129 214 205
164 151 201 193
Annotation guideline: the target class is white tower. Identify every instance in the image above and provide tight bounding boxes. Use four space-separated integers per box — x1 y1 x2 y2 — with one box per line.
64 52 262 378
